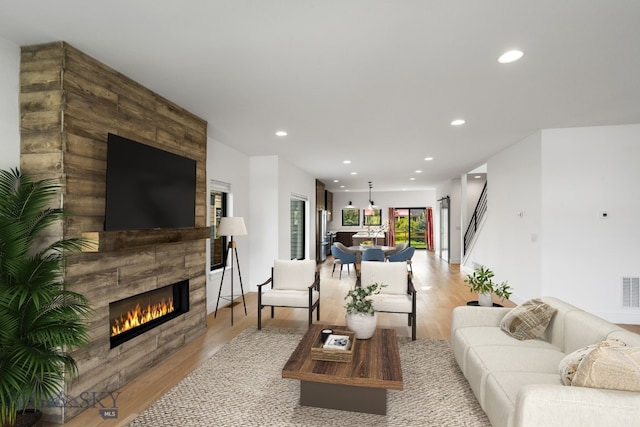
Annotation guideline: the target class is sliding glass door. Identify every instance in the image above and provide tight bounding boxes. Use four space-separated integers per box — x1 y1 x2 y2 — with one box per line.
393 208 426 249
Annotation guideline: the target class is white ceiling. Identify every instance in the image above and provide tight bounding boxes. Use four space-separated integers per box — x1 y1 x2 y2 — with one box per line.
1 1 640 193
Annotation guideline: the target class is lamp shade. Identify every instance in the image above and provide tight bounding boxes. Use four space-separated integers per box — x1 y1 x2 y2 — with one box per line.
217 217 247 236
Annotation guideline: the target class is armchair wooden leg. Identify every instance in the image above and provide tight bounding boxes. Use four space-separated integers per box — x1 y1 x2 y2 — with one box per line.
270 306 275 319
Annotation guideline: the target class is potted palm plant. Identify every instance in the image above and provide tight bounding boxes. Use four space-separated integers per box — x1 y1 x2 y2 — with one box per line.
464 266 512 307
0 168 91 427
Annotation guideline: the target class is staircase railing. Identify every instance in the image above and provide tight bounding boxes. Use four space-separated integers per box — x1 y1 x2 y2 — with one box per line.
463 182 487 255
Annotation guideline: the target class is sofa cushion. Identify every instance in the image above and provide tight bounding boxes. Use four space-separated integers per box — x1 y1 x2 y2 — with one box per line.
500 298 557 340
563 309 627 353
572 346 640 392
484 372 561 427
558 339 627 386
261 289 319 307
465 345 565 407
452 326 560 376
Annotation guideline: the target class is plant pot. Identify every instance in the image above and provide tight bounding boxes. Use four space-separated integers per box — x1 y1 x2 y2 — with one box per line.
478 292 493 307
15 409 43 427
346 312 377 339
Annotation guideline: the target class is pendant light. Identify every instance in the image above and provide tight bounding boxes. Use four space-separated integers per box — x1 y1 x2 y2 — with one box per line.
368 182 378 209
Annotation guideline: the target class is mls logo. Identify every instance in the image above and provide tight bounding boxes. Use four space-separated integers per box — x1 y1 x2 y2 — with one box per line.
99 409 118 419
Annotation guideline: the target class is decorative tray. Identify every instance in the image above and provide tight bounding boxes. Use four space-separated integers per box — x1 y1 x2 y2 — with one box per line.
310 329 356 363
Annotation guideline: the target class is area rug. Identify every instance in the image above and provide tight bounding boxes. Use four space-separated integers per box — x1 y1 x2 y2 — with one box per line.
128 328 490 426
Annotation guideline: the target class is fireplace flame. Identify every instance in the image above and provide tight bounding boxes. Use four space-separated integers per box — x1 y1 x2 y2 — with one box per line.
111 297 175 337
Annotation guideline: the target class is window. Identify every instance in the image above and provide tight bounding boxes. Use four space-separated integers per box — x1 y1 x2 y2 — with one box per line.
290 197 306 260
363 208 381 226
342 208 360 226
210 181 229 270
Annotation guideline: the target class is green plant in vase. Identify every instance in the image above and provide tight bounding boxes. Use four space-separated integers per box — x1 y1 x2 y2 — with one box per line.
0 168 91 427
344 282 385 339
464 266 511 307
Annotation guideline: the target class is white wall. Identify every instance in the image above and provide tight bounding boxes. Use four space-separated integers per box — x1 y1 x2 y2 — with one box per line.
465 124 640 324
248 155 316 294
248 156 279 294
541 124 640 323
448 178 462 263
463 131 542 300
277 157 316 261
0 37 20 171
205 138 250 314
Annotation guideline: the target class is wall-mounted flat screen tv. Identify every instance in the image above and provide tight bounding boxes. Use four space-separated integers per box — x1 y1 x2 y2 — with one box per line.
104 133 197 231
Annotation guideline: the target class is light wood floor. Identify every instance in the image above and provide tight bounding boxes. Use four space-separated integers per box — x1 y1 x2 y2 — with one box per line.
46 250 638 427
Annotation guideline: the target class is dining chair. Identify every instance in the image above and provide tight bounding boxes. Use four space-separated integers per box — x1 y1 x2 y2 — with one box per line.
387 246 415 273
330 244 357 279
335 241 358 255
362 247 385 262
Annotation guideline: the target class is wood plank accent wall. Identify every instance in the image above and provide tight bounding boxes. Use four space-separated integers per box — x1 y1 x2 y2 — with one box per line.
19 42 208 423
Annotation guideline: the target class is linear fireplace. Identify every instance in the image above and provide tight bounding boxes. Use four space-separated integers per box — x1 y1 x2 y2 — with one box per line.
109 280 189 348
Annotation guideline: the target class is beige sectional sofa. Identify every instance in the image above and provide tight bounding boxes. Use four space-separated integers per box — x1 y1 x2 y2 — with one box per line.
451 296 640 427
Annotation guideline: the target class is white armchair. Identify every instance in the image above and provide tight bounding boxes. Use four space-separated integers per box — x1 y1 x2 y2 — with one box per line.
257 259 320 329
358 260 417 340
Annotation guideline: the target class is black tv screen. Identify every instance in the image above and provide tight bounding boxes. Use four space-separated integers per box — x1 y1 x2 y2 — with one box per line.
104 133 197 231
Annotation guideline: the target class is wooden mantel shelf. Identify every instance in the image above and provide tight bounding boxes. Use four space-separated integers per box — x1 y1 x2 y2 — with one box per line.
81 227 211 252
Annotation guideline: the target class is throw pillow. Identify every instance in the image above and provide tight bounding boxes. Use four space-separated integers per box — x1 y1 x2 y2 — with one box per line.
500 298 557 341
572 346 640 392
558 339 627 386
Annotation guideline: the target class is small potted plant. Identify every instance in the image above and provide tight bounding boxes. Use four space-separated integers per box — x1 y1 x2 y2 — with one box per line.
464 266 512 307
344 282 385 339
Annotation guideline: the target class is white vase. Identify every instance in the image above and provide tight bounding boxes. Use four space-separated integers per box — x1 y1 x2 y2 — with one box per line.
346 312 377 339
478 292 493 307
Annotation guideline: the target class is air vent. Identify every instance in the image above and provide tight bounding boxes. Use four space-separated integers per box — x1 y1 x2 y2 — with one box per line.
622 277 640 308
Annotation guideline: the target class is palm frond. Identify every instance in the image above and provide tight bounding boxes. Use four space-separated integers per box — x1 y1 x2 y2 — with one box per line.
0 168 91 419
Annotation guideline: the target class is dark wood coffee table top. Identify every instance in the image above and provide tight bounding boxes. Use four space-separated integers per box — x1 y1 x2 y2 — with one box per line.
282 324 403 390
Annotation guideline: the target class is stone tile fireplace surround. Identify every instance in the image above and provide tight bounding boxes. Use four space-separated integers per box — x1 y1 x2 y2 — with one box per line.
19 42 208 423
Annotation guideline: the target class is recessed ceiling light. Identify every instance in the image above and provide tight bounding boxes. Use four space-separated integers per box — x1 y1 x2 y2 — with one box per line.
409 177 415 181
451 119 466 126
424 157 433 161
343 160 351 164
498 50 524 64
333 179 339 183
415 170 422 173
350 172 357 175
474 175 482 179
275 130 288 136
340 185 345 188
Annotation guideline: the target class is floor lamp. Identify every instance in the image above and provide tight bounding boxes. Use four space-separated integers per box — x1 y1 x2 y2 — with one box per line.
214 216 248 325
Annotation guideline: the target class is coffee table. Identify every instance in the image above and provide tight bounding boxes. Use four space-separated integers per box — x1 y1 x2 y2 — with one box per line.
282 324 403 415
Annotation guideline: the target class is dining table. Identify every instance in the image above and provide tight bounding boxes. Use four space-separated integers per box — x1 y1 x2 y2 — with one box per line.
348 245 396 262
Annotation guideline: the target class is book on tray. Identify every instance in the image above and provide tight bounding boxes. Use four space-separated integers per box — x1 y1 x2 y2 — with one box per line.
323 334 351 350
